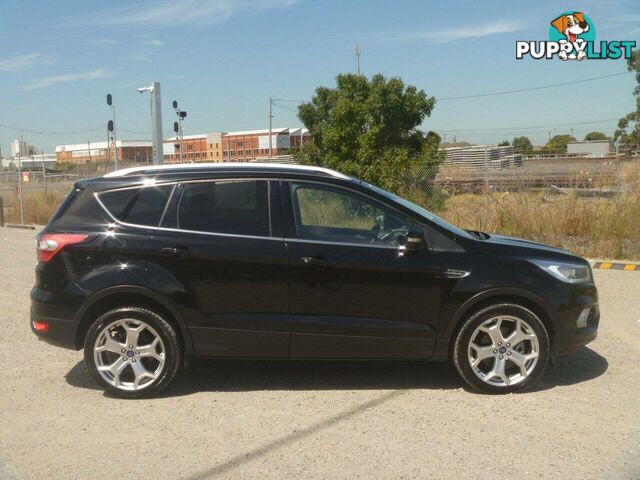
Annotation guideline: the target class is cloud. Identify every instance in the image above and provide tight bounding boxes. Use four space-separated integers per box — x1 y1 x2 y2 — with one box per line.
143 39 164 46
23 68 107 91
0 53 46 73
62 0 300 28
390 20 525 44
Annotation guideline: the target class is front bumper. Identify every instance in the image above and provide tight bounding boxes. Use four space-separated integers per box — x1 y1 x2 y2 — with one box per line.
553 286 600 357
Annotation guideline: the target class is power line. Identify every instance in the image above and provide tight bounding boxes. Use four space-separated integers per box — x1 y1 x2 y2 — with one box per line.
437 71 632 101
0 124 104 135
436 117 621 133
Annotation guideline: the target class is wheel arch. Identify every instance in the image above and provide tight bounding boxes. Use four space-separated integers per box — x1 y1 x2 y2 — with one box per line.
438 288 558 360
74 286 194 354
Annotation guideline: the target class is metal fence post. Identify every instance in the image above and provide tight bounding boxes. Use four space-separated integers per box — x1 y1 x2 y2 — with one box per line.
0 197 4 227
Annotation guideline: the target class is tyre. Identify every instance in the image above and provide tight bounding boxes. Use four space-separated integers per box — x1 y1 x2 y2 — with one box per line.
84 307 182 398
453 303 550 394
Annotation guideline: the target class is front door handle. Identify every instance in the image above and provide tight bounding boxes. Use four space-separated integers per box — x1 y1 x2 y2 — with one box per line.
301 255 331 267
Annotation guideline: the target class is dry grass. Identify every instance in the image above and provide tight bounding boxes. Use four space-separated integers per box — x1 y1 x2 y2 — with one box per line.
437 190 640 260
2 190 67 226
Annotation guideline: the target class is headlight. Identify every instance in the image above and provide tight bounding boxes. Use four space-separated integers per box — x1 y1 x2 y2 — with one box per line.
531 260 592 284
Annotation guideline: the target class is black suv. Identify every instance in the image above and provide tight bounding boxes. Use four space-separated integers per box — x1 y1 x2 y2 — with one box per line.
31 163 599 397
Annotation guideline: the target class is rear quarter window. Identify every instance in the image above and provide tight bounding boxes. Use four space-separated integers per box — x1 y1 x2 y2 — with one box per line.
98 184 174 226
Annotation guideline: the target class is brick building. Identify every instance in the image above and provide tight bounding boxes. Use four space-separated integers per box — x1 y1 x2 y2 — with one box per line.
163 134 208 163
163 128 311 163
55 141 152 165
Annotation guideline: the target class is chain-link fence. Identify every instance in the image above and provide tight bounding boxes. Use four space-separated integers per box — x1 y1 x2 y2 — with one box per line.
1 150 639 258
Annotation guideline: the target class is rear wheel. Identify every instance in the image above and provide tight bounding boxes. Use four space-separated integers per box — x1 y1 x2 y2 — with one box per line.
84 307 181 398
453 303 550 394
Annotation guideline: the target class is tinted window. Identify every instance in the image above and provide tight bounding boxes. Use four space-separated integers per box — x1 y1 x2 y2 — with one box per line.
291 183 408 246
99 184 173 226
178 180 270 236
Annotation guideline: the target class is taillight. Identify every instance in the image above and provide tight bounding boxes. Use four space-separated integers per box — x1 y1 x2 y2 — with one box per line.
32 321 50 333
36 233 89 262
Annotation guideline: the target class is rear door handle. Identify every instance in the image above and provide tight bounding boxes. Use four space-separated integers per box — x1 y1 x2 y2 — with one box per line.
301 255 331 267
161 245 189 257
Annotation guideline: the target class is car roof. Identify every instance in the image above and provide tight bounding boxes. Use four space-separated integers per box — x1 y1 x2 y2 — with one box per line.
103 162 351 180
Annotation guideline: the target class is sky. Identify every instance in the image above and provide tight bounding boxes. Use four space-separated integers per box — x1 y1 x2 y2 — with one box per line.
1 0 639 155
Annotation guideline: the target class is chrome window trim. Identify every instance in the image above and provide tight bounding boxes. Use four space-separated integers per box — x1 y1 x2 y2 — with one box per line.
92 175 425 251
284 237 401 250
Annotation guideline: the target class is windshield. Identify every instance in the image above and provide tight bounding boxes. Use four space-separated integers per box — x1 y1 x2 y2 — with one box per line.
358 181 473 239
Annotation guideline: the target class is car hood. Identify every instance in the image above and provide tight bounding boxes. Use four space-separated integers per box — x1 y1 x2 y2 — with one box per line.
481 233 571 256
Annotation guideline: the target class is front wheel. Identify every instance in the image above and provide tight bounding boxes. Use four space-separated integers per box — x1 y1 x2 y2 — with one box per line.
84 307 182 398
453 303 550 394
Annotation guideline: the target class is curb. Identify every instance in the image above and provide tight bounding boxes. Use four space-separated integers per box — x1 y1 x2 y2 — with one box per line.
5 224 37 230
592 261 639 271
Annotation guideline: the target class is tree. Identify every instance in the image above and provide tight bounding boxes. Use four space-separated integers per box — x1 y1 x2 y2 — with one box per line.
614 51 640 150
297 73 439 192
543 134 576 153
583 131 609 141
497 140 510 146
512 136 533 154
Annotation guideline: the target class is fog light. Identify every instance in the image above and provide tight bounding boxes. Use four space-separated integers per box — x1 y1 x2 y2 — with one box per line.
576 308 590 329
32 321 50 333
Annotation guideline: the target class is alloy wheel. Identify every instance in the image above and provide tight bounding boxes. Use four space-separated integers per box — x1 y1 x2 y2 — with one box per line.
93 318 166 391
467 315 540 387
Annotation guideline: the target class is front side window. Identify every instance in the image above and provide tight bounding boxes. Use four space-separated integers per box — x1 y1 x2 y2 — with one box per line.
98 184 173 226
178 180 270 236
291 183 408 246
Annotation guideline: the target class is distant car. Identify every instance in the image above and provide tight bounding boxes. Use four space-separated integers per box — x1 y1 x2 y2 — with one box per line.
31 163 599 397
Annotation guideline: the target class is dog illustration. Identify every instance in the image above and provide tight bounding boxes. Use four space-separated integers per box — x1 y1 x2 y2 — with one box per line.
551 12 590 60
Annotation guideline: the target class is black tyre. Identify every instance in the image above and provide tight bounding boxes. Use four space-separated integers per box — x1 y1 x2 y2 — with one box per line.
453 303 550 394
84 307 182 398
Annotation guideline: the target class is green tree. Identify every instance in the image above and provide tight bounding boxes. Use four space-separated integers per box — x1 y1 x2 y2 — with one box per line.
614 51 640 150
497 140 510 146
512 136 533 154
542 134 576 153
583 131 609 141
297 73 439 192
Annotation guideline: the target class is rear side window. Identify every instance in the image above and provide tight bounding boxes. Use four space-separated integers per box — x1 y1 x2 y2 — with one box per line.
177 180 270 236
98 184 173 226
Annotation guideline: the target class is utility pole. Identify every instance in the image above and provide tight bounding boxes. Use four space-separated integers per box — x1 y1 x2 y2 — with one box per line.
355 43 361 75
17 136 24 225
570 128 574 138
41 150 47 197
268 96 273 158
137 82 164 165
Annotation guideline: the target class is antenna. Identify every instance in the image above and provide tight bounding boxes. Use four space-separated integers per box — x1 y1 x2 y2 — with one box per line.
355 43 361 75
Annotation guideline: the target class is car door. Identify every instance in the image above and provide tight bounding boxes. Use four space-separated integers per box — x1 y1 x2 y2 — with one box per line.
149 178 291 357
282 180 442 359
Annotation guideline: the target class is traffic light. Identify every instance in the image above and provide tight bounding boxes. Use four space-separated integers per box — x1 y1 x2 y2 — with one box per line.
106 94 112 106
179 111 187 119
172 100 178 109
174 143 180 150
174 122 179 133
108 120 114 132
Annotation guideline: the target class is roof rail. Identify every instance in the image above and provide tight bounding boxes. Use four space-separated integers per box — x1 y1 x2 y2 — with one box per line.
103 162 350 180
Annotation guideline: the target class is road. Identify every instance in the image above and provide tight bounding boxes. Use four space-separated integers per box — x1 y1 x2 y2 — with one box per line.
0 227 638 480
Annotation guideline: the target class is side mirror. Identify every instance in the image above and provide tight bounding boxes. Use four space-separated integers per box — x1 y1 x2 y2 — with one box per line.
399 228 424 251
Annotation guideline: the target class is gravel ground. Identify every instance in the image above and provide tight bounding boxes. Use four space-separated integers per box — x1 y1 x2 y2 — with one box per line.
0 227 638 480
